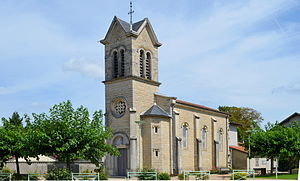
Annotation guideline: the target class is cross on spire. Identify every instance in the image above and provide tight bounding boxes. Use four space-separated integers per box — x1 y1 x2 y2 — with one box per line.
128 1 134 31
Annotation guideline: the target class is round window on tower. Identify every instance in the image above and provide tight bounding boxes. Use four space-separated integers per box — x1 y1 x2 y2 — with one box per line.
111 97 127 118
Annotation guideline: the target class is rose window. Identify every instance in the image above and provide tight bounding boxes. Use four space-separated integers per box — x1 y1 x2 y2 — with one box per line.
114 101 126 115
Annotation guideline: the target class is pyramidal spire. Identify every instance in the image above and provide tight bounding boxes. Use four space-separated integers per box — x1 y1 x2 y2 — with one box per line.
128 1 134 31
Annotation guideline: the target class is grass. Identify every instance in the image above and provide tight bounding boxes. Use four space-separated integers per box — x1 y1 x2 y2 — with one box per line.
256 173 298 180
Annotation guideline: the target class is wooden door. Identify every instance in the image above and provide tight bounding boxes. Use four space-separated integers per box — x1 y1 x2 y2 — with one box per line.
117 148 128 176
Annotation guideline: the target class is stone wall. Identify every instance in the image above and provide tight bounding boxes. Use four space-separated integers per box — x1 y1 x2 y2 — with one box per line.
174 104 228 171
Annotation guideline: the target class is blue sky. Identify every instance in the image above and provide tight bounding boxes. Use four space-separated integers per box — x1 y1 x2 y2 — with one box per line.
1 0 300 125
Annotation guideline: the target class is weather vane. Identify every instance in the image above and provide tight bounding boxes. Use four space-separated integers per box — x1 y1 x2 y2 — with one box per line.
128 1 134 31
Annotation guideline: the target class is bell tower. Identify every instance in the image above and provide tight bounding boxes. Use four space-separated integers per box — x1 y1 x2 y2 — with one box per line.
100 14 162 176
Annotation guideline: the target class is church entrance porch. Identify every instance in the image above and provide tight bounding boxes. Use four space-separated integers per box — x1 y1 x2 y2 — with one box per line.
117 148 128 176
108 133 129 176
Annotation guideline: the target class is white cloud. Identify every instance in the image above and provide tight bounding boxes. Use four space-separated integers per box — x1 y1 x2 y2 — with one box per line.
63 58 103 79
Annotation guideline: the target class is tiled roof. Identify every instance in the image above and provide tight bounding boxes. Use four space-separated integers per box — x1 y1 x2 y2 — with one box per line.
141 104 171 118
101 16 162 47
176 100 229 115
230 121 242 127
230 145 248 153
116 17 145 32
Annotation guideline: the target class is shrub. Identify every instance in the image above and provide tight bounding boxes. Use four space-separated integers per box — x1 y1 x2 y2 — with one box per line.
195 174 209 180
137 168 157 180
46 167 72 180
12 174 28 180
231 172 248 180
158 172 170 180
178 173 185 180
1 166 13 174
98 171 108 180
80 169 92 180
94 167 108 180
210 169 218 174
82 169 92 173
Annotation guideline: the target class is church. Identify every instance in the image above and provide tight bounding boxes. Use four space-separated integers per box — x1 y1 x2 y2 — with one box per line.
100 16 230 176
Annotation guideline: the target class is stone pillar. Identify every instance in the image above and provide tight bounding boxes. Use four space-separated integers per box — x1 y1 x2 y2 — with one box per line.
170 100 176 174
197 138 202 170
173 110 180 174
216 141 219 168
130 137 137 171
176 137 182 173
129 108 138 171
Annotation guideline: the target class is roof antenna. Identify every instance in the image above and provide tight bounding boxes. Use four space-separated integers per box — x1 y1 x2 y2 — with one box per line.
128 1 134 31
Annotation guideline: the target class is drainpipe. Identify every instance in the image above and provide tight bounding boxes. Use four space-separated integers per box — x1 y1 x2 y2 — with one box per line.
226 115 229 168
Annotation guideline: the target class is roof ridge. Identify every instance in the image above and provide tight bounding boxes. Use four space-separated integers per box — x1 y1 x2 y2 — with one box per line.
141 104 171 118
176 100 228 115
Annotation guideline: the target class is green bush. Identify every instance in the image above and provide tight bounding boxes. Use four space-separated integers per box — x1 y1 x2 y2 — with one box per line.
195 174 209 180
80 169 92 180
178 173 185 180
1 166 13 174
231 173 248 180
210 169 218 174
12 174 28 180
98 171 108 180
137 168 157 180
46 167 72 180
158 172 170 180
94 167 108 180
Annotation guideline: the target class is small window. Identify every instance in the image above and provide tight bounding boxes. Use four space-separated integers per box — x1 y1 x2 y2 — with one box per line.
182 123 188 148
154 126 158 134
153 149 159 157
219 128 223 152
202 126 207 149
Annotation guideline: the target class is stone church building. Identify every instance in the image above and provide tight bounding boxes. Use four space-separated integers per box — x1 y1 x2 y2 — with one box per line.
100 16 230 176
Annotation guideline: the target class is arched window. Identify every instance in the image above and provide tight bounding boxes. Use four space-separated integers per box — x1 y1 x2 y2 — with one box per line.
202 126 207 150
145 52 151 79
113 51 118 78
219 128 223 152
120 49 125 77
182 123 188 148
113 136 123 146
139 50 145 77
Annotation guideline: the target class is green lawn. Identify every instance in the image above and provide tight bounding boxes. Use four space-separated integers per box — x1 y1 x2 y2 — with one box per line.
256 173 298 180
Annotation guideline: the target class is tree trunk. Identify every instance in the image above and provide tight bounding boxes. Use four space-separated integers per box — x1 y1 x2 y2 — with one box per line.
298 160 300 180
270 158 273 174
15 156 20 175
66 157 71 171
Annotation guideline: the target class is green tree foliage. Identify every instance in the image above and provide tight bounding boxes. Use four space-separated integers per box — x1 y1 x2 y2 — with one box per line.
0 112 30 175
244 123 300 173
45 167 72 180
27 100 119 170
218 106 263 140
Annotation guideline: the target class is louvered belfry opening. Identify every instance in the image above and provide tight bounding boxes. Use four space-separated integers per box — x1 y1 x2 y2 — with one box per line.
139 50 145 77
120 49 125 77
146 52 151 80
113 51 119 78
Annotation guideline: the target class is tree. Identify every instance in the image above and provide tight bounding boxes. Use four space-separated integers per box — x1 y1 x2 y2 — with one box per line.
1 112 29 175
0 127 11 169
218 106 263 141
244 123 300 174
27 100 119 170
